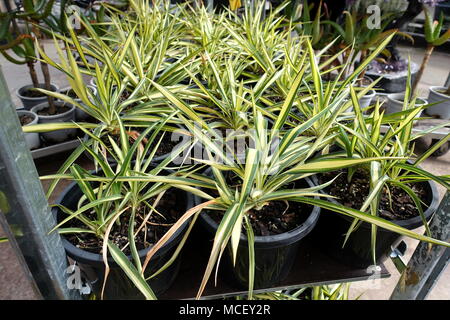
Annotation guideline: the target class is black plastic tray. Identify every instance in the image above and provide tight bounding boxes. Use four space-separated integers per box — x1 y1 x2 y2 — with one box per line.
159 225 390 300
31 139 80 159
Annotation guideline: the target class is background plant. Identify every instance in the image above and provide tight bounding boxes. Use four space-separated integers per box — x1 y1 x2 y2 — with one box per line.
0 0 59 112
411 5 450 94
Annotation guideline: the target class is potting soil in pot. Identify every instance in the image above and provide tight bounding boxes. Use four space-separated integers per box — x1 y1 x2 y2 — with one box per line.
64 188 184 255
319 169 428 220
19 115 35 126
314 168 433 268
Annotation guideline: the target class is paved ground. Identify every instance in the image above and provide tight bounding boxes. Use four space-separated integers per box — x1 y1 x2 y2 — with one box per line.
0 42 449 300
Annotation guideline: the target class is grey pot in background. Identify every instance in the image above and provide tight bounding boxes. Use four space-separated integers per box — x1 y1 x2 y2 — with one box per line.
16 110 40 150
16 83 59 110
358 89 376 109
426 86 450 119
385 93 427 116
31 101 77 143
365 61 419 94
60 86 97 121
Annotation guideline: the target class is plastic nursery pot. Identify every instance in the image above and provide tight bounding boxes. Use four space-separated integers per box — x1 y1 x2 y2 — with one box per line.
385 93 427 116
358 90 376 109
312 179 439 269
16 83 59 110
31 101 77 143
53 181 194 299
16 110 40 150
195 177 321 290
59 86 98 121
426 86 450 119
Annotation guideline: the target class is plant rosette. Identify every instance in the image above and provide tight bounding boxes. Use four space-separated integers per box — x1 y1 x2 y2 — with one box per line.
59 86 98 121
195 175 321 290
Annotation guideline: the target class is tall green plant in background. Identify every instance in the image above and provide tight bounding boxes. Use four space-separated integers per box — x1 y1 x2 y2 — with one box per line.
0 0 58 112
412 6 450 94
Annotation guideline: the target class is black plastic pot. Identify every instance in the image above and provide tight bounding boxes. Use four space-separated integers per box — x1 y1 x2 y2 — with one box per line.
311 179 439 268
53 182 194 299
194 177 321 290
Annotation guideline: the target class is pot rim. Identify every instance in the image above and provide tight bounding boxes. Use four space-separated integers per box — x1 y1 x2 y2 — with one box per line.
429 86 450 99
362 89 376 98
54 179 194 266
196 176 321 248
387 92 427 106
16 83 59 100
31 101 76 119
16 110 38 125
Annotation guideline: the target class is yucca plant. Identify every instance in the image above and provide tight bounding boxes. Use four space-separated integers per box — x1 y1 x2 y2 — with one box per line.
23 2 200 195
173 52 280 132
42 115 205 299
273 34 392 142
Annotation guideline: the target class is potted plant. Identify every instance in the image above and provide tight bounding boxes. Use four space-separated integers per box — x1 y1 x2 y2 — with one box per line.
145 37 450 300
43 117 200 299
386 4 450 114
16 109 40 149
31 0 450 300
0 0 59 109
314 82 450 267
418 6 450 119
28 0 199 161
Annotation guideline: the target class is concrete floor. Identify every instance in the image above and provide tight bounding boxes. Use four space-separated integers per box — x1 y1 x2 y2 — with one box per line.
0 42 449 300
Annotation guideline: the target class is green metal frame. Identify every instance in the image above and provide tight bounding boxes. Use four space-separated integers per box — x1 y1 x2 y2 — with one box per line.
0 66 79 300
